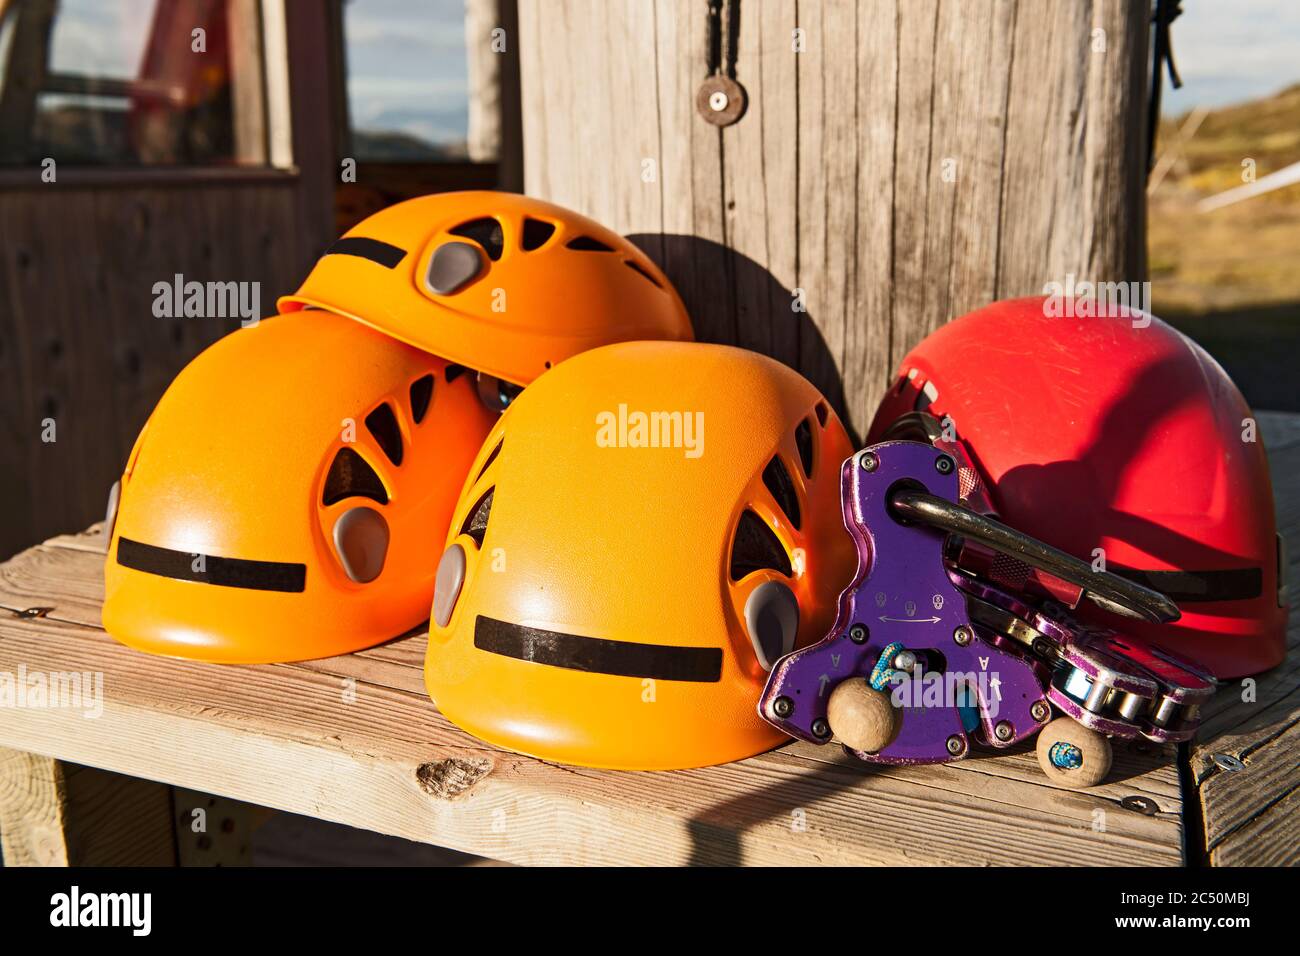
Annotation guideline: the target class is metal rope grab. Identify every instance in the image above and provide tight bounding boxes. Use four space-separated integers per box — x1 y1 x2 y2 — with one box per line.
888 487 1182 625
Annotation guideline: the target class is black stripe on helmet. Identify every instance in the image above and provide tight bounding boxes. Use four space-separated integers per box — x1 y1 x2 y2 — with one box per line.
474 615 723 682
1113 566 1263 603
325 236 407 269
116 538 306 593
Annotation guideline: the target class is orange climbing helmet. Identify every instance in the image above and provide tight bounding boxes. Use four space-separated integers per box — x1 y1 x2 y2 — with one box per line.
424 341 858 770
278 191 694 400
103 310 496 663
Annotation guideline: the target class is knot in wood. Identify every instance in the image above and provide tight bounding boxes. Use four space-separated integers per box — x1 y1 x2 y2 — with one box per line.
415 757 492 799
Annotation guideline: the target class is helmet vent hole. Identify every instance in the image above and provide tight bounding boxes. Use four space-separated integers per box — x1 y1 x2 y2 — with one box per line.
914 380 938 412
730 510 793 581
624 260 663 289
445 364 468 383
815 401 829 426
409 374 435 424
795 418 814 478
762 456 802 530
323 447 388 506
566 235 614 252
365 402 404 466
449 217 504 260
461 487 495 547
521 218 556 250
476 439 503 482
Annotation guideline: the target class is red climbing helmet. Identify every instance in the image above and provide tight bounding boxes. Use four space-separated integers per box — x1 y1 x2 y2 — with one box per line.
868 295 1287 679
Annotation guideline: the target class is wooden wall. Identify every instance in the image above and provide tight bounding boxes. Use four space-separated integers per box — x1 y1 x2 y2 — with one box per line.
519 0 1150 439
0 2 337 561
0 181 307 560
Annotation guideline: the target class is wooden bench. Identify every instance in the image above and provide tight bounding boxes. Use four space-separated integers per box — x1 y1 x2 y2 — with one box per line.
1 413 1296 866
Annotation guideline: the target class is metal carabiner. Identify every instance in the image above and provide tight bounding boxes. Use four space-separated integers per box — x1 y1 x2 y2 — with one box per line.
888 489 1181 624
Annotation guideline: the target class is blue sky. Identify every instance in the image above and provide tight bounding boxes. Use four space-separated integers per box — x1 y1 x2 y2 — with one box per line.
342 0 469 146
1162 0 1300 111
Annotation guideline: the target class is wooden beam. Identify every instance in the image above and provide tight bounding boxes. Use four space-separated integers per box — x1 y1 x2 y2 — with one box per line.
0 748 176 866
0 0 57 164
282 0 339 271
497 0 524 191
0 528 1188 867
260 0 294 170
228 0 270 166
466 0 502 162
1189 413 1300 867
518 0 1150 437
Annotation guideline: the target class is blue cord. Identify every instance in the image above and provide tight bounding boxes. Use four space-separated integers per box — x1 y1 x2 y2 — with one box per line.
870 641 906 691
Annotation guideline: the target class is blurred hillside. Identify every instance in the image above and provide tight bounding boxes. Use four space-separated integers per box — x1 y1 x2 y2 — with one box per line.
1150 84 1300 411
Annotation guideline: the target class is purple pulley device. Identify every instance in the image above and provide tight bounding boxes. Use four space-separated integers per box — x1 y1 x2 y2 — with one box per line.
759 441 1049 764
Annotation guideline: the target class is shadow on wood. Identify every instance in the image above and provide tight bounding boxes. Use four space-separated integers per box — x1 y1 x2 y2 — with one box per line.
630 232 854 443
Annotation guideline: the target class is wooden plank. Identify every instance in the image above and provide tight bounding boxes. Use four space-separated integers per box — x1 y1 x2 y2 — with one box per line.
0 747 176 866
1198 716 1299 865
1209 782 1300 867
11 397 1293 869
1187 411 1300 865
518 0 1150 439
0 543 1184 866
10 420 1295 868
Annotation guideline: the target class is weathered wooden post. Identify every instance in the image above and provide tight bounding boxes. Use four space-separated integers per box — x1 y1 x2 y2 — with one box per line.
518 0 1149 438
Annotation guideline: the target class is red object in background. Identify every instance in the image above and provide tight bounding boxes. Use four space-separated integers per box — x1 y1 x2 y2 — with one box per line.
127 0 232 162
134 0 230 110
868 295 1288 680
